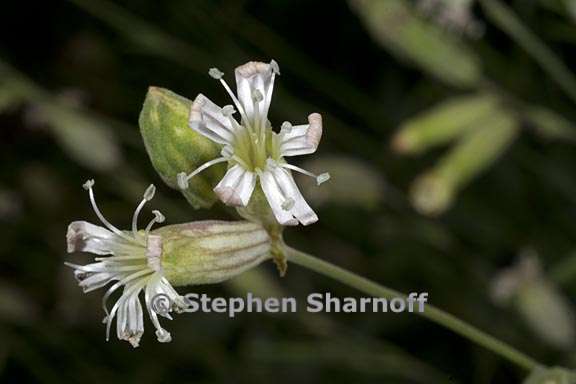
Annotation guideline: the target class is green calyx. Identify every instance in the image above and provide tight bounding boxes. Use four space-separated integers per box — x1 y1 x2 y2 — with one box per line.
139 87 225 209
152 221 273 287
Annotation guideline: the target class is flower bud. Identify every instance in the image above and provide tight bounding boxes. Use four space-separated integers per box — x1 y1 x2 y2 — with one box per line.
139 87 225 209
155 220 272 287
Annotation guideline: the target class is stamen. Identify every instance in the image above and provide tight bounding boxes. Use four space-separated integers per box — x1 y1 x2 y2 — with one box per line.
221 105 236 116
279 164 331 186
145 210 165 235
132 184 156 238
207 68 250 127
282 197 295 211
252 91 262 139
105 278 149 341
270 59 280 75
83 180 140 244
260 61 277 130
208 67 224 79
177 157 229 190
101 269 153 335
280 121 293 135
252 89 263 102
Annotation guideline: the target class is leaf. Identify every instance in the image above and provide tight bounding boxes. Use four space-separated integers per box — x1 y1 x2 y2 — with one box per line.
525 107 576 142
350 0 481 87
392 93 499 154
37 103 122 171
411 108 519 215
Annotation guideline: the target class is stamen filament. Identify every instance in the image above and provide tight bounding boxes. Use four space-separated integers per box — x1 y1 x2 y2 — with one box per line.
84 181 140 244
279 163 331 185
144 210 165 236
131 198 147 238
218 78 251 129
177 157 229 190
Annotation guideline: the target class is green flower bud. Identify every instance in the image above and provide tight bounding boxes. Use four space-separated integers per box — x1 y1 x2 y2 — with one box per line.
139 87 225 209
156 220 272 287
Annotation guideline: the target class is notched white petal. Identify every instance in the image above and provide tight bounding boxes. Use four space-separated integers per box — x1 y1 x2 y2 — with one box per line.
213 165 256 207
234 61 275 119
280 113 323 157
272 166 318 225
190 94 236 145
67 221 117 255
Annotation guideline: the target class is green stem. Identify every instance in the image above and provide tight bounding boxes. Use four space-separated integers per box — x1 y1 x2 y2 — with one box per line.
286 246 541 372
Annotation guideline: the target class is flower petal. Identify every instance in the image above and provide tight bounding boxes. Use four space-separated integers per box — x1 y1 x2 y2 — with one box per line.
235 61 275 121
259 168 299 226
280 113 323 157
213 165 256 207
67 221 118 255
271 166 318 225
189 94 236 145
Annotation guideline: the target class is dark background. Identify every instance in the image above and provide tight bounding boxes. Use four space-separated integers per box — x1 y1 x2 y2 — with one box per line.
1 0 576 382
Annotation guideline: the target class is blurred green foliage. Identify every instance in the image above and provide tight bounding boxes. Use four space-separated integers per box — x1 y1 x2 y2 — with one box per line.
2 0 576 382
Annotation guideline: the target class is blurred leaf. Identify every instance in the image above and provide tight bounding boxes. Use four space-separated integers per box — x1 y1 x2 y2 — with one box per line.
298 155 385 209
0 284 38 324
492 252 576 350
350 0 481 87
525 107 576 142
480 0 576 104
392 93 499 154
411 108 519 215
139 87 224 209
226 269 285 298
524 367 576 384
33 103 121 171
517 279 576 350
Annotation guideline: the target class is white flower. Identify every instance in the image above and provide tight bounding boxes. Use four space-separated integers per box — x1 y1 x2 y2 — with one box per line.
66 180 186 347
177 60 330 226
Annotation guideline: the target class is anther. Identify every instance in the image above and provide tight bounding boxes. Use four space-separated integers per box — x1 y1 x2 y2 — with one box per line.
316 172 331 185
221 105 236 116
152 210 165 223
208 67 224 79
282 198 295 211
177 172 189 190
252 89 263 102
83 179 95 190
280 121 292 135
143 184 156 201
270 60 280 75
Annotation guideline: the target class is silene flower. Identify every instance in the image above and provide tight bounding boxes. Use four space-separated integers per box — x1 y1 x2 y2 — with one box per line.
176 60 330 226
66 180 271 347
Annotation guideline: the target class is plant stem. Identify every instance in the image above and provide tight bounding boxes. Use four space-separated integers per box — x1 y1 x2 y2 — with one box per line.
286 246 541 372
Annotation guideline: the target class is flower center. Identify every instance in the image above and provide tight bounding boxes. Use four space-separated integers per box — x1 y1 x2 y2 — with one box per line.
231 123 282 172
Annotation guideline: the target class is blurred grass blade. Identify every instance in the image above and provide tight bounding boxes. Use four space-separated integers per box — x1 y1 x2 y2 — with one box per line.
392 93 499 154
480 0 576 104
525 106 576 142
516 278 576 350
299 155 385 209
411 109 519 215
66 0 210 71
0 59 122 171
36 104 121 171
350 0 481 87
